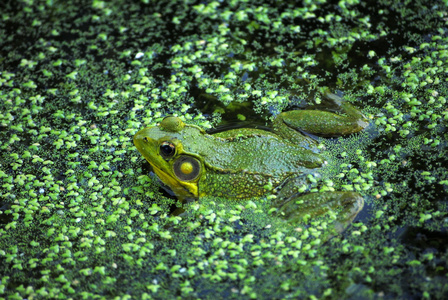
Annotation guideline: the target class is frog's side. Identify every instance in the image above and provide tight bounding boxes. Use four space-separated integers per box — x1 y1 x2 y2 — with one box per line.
134 93 368 232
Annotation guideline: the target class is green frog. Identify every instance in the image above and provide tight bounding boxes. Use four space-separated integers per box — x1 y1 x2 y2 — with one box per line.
134 93 368 232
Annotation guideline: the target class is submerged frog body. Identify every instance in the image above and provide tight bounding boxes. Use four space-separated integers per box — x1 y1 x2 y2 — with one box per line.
134 93 368 232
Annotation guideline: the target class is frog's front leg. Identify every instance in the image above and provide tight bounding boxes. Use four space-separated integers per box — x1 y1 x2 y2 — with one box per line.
273 93 368 137
273 192 364 235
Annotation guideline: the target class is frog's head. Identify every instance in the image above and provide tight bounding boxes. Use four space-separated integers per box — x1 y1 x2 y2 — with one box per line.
133 116 205 201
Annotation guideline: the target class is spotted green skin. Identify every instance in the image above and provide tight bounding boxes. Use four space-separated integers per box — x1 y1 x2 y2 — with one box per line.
198 127 322 199
134 93 368 231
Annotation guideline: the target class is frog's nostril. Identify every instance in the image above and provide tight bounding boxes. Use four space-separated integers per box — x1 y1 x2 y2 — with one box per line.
143 137 148 142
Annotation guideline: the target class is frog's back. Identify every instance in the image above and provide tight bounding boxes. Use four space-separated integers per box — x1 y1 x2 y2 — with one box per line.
187 128 322 172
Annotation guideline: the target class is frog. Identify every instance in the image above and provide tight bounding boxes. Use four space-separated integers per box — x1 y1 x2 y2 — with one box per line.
133 92 369 233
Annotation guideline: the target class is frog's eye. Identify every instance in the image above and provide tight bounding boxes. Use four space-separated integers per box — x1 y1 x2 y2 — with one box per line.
173 155 200 181
160 141 175 159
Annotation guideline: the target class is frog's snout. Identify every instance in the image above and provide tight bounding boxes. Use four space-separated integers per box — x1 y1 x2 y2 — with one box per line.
133 127 157 154
133 127 150 142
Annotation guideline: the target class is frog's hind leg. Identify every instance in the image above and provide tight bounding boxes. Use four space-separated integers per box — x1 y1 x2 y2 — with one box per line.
274 191 364 235
273 93 369 137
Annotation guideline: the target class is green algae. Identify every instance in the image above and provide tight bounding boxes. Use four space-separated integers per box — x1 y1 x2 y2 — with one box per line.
1 0 448 299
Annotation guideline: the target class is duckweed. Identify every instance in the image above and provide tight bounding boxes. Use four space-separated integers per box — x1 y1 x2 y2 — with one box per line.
0 0 447 299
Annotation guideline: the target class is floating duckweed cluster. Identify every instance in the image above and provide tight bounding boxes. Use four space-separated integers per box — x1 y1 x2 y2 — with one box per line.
0 0 447 299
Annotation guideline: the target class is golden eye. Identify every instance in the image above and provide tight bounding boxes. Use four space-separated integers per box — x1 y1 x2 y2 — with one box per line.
173 156 200 181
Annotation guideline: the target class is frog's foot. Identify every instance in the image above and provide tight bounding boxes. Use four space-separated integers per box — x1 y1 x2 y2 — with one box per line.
274 93 368 138
274 191 364 235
